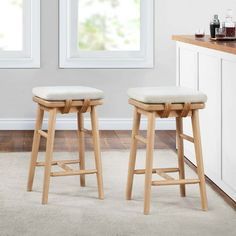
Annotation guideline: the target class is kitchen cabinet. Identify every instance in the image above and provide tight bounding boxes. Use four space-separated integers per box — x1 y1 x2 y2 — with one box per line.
222 59 236 194
173 35 236 201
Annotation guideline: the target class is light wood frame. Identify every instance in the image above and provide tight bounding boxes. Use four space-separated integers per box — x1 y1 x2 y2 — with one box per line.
126 99 208 215
27 97 104 204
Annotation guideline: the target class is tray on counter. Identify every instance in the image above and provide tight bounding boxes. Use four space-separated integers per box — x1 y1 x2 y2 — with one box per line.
211 37 236 41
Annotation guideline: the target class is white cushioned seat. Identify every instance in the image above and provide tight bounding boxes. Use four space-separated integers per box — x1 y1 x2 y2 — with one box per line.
32 86 104 101
127 87 207 104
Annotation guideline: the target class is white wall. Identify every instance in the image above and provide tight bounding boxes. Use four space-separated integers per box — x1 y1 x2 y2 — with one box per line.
0 0 235 129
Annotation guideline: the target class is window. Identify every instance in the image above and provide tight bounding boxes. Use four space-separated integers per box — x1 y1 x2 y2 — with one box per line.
60 0 154 68
0 0 40 68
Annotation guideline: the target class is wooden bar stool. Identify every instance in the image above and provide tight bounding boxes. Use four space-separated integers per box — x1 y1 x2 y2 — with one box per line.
126 87 208 215
27 86 104 204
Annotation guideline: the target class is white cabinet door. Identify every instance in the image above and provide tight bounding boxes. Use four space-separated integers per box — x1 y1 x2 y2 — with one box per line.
178 47 198 88
222 59 236 193
198 53 221 181
178 46 198 164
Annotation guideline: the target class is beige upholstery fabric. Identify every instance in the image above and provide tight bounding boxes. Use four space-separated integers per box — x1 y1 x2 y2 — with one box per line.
32 86 104 101
127 87 207 104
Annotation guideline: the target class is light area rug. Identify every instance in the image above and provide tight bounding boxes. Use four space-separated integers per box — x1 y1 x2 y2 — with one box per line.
0 150 235 236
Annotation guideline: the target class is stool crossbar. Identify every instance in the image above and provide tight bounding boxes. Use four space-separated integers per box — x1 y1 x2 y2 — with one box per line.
27 96 104 204
126 98 208 215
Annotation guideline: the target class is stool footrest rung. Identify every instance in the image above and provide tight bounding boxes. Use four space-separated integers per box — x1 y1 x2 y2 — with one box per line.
57 162 73 172
135 135 147 144
51 169 98 177
134 167 179 175
36 159 80 167
179 133 194 143
152 179 200 186
83 128 92 135
156 170 174 180
38 130 48 138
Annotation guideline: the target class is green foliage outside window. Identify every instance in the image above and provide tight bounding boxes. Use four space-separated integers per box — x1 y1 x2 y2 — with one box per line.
78 0 140 51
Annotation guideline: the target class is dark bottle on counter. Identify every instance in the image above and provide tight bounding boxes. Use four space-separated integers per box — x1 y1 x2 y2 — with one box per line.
210 15 220 38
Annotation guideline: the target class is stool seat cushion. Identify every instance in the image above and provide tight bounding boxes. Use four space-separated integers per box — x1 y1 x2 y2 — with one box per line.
127 87 207 104
32 86 104 101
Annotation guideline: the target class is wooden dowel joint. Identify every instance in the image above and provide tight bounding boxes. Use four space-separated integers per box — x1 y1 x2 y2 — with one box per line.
179 133 194 143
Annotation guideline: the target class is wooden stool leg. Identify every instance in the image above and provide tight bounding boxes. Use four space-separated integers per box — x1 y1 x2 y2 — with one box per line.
77 112 86 187
42 108 57 204
126 108 141 200
27 106 44 191
176 117 186 197
191 110 208 211
90 106 104 200
144 112 156 215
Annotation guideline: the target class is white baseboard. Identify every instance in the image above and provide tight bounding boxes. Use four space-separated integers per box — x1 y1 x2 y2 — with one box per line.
0 118 175 130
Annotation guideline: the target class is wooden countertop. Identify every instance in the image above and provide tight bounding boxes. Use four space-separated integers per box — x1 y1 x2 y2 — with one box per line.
172 35 236 55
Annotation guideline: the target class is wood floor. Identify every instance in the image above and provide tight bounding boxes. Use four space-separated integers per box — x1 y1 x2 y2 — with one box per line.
0 130 176 152
0 130 235 210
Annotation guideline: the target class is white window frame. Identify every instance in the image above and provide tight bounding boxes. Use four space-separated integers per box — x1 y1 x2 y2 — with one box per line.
59 0 154 69
0 0 40 68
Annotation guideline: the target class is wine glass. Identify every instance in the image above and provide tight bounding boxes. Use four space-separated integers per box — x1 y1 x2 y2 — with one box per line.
215 28 226 39
195 29 205 38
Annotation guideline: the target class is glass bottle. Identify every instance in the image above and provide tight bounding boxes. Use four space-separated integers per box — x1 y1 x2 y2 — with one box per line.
210 15 220 38
224 9 236 37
